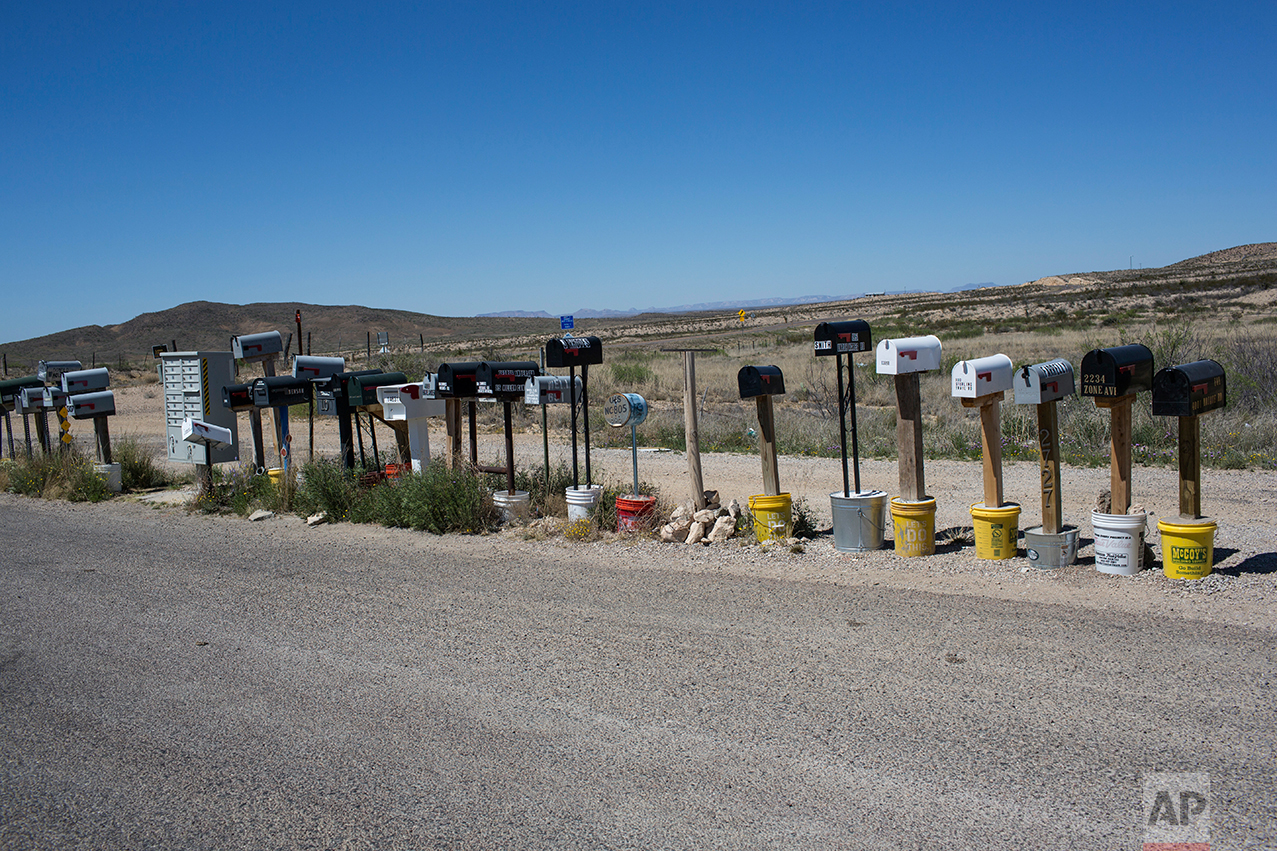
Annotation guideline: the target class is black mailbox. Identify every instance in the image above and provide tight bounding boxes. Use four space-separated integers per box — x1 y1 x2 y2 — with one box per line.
477 361 540 399
222 382 256 412
318 369 379 397
738 365 786 399
350 372 408 407
1080 344 1154 399
546 336 603 367
436 362 481 398
814 320 872 356
251 376 312 407
1152 359 1227 417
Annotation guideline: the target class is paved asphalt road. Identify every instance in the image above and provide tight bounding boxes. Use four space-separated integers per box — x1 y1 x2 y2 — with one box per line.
2 497 1274 850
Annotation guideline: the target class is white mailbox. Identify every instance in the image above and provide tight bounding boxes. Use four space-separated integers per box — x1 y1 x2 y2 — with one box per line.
37 360 83 383
62 368 110 394
182 417 233 450
1014 359 1076 405
951 354 1013 398
42 387 68 409
293 355 346 380
67 390 116 419
377 383 446 420
231 331 284 361
376 382 445 472
875 335 943 375
525 374 582 405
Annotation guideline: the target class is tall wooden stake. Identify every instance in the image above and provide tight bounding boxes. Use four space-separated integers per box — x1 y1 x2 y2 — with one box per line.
962 392 1004 508
756 395 780 496
1178 415 1201 519
895 373 925 500
1097 394 1135 513
1036 401 1062 535
684 352 706 510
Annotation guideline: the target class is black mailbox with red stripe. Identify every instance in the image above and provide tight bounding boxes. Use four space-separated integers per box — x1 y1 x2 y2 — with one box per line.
222 383 255 412
435 363 481 398
738 365 786 399
350 372 407 407
546 336 603 367
1080 344 1154 399
1152 359 1226 417
476 361 540 400
251 376 312 407
814 321 872 356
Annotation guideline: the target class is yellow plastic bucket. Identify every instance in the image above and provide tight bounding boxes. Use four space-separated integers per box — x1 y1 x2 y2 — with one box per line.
748 493 793 543
1158 518 1217 580
970 502 1021 560
267 467 282 485
891 496 936 557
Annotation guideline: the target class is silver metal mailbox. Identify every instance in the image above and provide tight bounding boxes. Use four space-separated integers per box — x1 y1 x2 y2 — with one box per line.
16 386 47 412
292 355 347 380
37 360 83 383
1014 359 1076 405
181 417 233 450
61 368 110 394
231 331 284 361
951 354 1013 398
875 335 943 375
42 387 68 409
67 390 115 419
525 374 582 405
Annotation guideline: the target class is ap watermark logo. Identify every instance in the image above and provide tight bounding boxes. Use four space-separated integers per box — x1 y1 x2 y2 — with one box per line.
1143 772 1210 850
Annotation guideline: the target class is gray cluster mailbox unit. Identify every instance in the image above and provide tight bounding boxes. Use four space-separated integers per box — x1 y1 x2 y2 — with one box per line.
1015 358 1079 567
161 351 239 466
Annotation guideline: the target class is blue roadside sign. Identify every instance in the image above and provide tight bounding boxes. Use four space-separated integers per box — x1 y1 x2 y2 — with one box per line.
560 315 574 330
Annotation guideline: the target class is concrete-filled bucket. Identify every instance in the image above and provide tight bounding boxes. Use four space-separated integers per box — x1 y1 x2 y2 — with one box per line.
1092 510 1147 576
94 462 122 494
891 496 936 557
566 484 603 522
748 493 793 543
493 489 531 523
830 490 887 552
1158 518 1217 580
1023 525 1079 568
970 502 1020 560
616 495 657 532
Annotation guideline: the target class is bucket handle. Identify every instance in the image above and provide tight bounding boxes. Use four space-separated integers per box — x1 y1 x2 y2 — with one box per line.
853 505 888 534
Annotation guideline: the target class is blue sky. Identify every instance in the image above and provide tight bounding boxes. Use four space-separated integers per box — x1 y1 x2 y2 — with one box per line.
3 1 1274 343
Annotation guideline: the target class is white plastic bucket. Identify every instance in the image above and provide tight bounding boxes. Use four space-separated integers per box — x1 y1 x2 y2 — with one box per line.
492 490 530 523
830 490 887 552
566 485 603 522
94 462 122 493
1092 511 1147 576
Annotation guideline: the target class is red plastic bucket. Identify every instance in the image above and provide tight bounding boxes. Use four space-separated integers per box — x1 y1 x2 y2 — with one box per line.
384 463 406 481
616 495 657 532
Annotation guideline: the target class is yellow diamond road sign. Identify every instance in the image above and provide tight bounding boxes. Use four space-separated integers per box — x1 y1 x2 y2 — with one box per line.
61 432 74 444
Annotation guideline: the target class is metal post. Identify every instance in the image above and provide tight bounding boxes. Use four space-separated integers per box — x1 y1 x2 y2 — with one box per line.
630 423 639 497
568 365 579 489
504 401 516 494
835 352 850 497
582 363 592 486
468 401 478 468
541 348 550 496
847 352 863 495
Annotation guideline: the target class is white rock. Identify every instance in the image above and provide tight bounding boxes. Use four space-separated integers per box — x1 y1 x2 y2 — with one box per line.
661 523 689 543
692 509 717 524
249 509 275 522
685 520 706 545
671 504 691 522
727 499 742 519
306 512 328 527
708 515 736 543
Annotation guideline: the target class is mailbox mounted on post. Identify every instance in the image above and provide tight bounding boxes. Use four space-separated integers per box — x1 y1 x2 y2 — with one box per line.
251 375 312 408
37 360 83 383
1 377 43 411
18 386 48 411
222 383 256 412
814 320 872 355
737 365 786 398
231 332 284 362
42 387 68 409
1014 359 1076 405
67 390 115 419
435 363 481 398
950 354 1013 399
182 418 233 451
476 362 540 400
1080 345 1154 399
349 371 407 407
876 336 943 375
376 382 446 420
61 368 110 394
292 355 346 381
1152 360 1226 418
546 336 603 367
525 374 581 405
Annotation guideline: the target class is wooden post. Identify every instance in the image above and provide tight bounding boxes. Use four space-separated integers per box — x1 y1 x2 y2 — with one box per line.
962 392 1004 508
94 415 113 466
445 399 462 468
894 373 925 500
1179 415 1201 519
1097 394 1135 514
1036 401 1063 535
684 352 706 510
756 395 780 496
468 400 478 468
